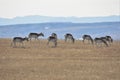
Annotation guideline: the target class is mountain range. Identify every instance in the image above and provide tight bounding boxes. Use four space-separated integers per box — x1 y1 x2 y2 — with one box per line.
0 15 120 25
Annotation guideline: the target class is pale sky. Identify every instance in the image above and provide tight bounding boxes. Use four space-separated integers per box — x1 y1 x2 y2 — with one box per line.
0 0 120 18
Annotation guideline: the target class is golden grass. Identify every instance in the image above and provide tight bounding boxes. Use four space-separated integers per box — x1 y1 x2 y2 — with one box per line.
0 38 120 80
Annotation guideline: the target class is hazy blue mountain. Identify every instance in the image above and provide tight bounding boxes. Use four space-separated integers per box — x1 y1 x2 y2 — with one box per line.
0 15 120 25
0 22 120 40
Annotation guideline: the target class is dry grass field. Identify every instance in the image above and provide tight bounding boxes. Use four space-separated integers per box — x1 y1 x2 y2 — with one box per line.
0 38 120 80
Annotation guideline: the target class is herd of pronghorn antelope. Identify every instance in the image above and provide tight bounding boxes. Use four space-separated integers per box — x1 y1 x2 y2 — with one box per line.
11 32 113 48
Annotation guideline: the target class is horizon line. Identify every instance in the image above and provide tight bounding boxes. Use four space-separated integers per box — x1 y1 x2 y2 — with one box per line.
0 15 120 19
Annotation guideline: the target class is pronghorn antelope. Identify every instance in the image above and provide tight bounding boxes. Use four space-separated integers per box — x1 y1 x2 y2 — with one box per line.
94 37 108 47
82 35 93 44
47 36 57 47
11 37 29 47
28 32 44 41
64 33 75 43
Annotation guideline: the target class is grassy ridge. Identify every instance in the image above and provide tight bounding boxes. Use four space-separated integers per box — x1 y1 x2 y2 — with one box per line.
0 39 120 80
